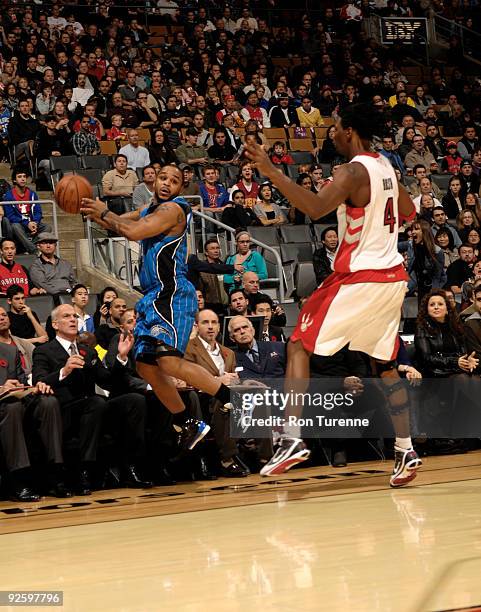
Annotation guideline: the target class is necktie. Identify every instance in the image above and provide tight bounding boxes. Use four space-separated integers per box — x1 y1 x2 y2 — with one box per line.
69 343 78 356
248 349 259 364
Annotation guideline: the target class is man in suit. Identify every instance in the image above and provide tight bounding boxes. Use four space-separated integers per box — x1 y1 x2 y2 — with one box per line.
105 308 175 485
0 338 69 501
185 309 249 477
228 315 286 380
252 295 286 342
32 304 151 494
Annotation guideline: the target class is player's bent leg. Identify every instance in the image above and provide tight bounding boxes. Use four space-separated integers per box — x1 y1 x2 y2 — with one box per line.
260 340 312 477
136 360 210 452
374 359 422 488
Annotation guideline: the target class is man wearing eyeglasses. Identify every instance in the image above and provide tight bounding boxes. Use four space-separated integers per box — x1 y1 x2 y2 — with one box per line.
404 135 436 174
133 91 159 129
29 232 77 295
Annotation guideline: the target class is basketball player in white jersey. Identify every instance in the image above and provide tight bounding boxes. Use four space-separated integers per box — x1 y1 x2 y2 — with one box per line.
246 103 422 487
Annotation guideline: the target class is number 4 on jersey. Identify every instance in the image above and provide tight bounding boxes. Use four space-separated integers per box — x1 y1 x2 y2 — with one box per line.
383 197 396 233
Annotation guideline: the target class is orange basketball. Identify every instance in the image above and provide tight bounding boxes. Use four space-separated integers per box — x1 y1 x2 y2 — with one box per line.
55 174 93 214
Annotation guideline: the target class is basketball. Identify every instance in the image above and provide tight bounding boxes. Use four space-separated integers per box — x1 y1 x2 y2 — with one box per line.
55 174 93 214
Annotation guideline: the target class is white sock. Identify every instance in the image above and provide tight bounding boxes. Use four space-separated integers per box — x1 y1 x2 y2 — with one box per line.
395 437 412 451
283 421 301 439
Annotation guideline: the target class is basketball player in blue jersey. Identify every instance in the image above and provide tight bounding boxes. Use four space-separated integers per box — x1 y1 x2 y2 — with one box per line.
80 165 233 451
246 104 424 487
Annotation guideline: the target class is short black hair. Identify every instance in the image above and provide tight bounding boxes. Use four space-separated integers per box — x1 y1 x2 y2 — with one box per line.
339 103 383 141
11 167 29 183
252 293 273 309
229 288 247 301
115 154 128 163
204 237 219 251
0 237 15 249
6 284 24 300
71 283 88 297
321 226 338 241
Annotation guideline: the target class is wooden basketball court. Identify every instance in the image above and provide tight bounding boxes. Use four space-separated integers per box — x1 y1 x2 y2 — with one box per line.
1 452 481 611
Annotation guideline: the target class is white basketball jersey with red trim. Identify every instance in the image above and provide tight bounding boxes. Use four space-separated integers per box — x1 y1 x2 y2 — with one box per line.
333 152 403 273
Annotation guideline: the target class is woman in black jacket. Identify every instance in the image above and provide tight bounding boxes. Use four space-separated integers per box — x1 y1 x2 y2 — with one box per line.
148 129 178 166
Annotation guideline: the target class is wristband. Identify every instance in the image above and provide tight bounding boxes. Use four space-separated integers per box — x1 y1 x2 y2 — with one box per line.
100 208 110 221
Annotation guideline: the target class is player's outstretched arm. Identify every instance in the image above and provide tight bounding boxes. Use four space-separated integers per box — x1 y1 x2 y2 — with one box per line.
80 198 183 241
245 142 354 220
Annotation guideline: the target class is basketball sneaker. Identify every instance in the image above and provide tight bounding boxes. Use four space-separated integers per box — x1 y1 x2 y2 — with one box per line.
260 437 311 476
179 419 211 451
390 447 422 488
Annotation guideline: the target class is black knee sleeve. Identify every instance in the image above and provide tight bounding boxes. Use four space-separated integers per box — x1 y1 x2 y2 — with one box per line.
376 360 410 416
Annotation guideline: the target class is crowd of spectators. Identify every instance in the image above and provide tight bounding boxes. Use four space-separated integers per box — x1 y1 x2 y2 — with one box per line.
3 0 481 500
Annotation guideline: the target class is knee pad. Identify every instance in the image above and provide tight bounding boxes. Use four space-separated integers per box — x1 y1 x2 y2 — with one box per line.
375 360 410 416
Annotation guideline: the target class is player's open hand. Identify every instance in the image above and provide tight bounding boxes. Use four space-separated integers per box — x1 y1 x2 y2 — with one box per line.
245 142 274 177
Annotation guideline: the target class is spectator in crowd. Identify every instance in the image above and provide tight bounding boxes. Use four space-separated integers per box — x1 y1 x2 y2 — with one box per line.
456 210 479 242
296 96 323 128
148 129 178 166
180 164 200 197
241 90 270 128
6 284 48 344
459 160 480 194
434 228 459 271
33 303 151 494
457 125 479 160
432 206 462 247
176 127 211 169
29 232 76 295
93 286 118 329
228 315 286 380
253 183 287 226
132 165 156 210
441 141 463 174
252 294 286 342
208 128 237 166
229 289 249 317
424 124 447 161
380 134 405 174
415 289 475 377
0 337 67 501
187 237 239 311
0 239 45 296
69 74 93 110
447 243 476 295
224 232 267 294
404 135 436 172
69 284 95 334
314 125 340 166
269 141 294 166
7 99 39 153
72 103 105 140
231 161 259 208
313 226 338 284
34 115 70 187
269 94 299 128
0 303 35 376
221 189 256 229
102 154 139 202
464 285 481 360
442 175 465 219
119 129 150 169
95 297 127 349
3 169 51 254
412 177 443 212
400 219 446 304
398 127 418 161
184 309 249 477
71 115 101 156
199 164 229 212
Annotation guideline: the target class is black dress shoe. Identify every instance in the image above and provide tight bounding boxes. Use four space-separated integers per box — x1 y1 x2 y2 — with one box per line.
48 482 73 498
153 466 177 486
121 465 153 489
11 487 40 502
191 456 217 481
221 456 251 478
75 469 92 496
332 450 347 467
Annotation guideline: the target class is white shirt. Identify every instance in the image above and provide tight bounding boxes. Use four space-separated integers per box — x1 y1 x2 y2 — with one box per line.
118 144 151 169
199 337 225 376
48 16 67 29
76 312 92 333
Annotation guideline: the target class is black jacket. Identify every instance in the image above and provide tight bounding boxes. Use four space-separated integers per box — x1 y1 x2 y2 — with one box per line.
414 322 466 377
32 339 125 405
313 246 333 285
268 105 299 128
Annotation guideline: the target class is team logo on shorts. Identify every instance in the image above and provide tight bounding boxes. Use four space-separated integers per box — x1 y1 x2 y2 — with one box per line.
150 324 172 339
300 313 313 332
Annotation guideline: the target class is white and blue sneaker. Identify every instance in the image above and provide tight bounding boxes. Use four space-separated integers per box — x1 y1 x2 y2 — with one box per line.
180 419 211 451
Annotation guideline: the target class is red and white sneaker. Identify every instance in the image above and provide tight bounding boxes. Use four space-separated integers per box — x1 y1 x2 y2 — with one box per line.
260 437 311 476
390 447 422 488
